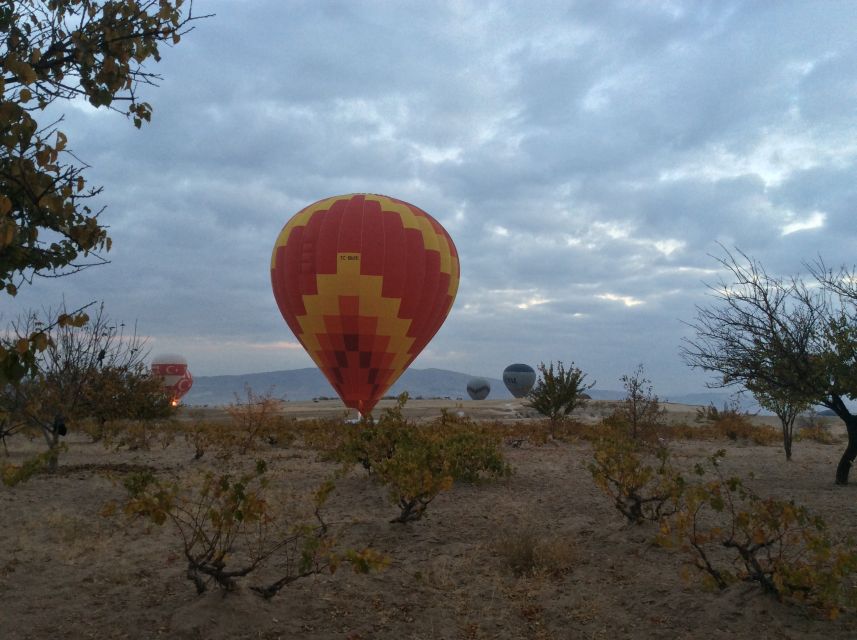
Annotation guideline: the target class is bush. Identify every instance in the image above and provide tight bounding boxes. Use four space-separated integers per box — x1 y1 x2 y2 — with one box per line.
286 417 343 454
709 413 779 445
662 408 779 445
493 527 575 577
121 461 385 596
588 427 684 525
658 451 857 618
796 411 838 445
589 434 857 617
96 419 177 452
616 364 666 440
182 421 217 460
1 445 67 486
331 394 510 523
442 427 509 483
525 361 594 429
222 387 293 455
495 417 601 447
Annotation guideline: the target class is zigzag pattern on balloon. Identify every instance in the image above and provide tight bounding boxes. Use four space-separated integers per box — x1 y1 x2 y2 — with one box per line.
271 193 459 415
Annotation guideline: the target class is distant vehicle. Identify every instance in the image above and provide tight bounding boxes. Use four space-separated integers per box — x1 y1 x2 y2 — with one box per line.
503 363 536 398
466 377 491 400
151 353 193 405
270 193 460 417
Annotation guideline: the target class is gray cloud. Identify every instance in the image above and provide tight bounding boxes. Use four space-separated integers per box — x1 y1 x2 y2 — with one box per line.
8 0 857 395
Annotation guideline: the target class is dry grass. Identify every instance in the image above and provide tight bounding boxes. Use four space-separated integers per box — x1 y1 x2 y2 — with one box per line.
1 401 855 639
492 526 576 578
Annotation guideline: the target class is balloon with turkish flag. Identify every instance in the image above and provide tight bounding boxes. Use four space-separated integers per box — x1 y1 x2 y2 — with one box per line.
271 193 460 416
151 353 193 405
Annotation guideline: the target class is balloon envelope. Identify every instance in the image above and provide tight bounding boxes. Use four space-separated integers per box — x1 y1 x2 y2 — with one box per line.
503 363 536 398
271 193 460 415
151 353 193 403
466 377 491 400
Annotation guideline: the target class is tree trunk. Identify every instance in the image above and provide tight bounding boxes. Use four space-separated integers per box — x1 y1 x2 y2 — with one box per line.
829 394 857 485
782 425 792 461
835 418 857 485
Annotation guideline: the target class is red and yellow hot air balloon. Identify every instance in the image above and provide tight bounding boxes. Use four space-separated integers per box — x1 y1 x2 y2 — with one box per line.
271 193 460 415
151 353 194 405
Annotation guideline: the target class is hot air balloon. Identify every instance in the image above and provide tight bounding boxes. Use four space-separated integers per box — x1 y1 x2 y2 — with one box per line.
176 369 193 402
466 377 490 400
271 193 460 415
503 363 536 398
151 353 193 405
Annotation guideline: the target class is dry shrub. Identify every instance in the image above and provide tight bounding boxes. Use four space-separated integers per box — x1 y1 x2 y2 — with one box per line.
658 415 779 445
496 419 551 446
600 410 667 443
291 417 350 456
588 427 684 525
658 422 709 440
797 424 838 444
548 418 603 443
493 527 575 577
659 451 857 618
181 420 217 459
97 419 177 451
686 403 780 445
327 395 510 523
497 418 601 446
1 444 67 486
121 462 386 596
708 413 779 444
222 387 295 455
795 412 838 444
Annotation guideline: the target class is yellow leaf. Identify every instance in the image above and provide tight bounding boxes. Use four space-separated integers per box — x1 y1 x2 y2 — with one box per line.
19 88 32 103
15 338 29 354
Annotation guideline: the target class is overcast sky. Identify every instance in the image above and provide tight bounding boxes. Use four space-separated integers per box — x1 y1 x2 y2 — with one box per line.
8 1 857 396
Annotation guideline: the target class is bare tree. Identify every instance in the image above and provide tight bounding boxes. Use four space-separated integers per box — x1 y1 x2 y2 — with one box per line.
682 247 857 483
1 302 172 470
618 364 665 440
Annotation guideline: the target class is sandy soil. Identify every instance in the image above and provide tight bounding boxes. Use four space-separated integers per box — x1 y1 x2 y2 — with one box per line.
2 399 855 639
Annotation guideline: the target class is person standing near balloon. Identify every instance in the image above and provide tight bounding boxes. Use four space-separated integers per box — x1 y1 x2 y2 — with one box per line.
271 193 460 416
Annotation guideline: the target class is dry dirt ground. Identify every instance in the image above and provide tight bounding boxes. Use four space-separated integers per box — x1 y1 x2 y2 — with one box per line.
2 399 856 639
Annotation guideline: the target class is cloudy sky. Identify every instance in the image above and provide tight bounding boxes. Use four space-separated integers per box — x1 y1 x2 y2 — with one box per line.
8 0 857 396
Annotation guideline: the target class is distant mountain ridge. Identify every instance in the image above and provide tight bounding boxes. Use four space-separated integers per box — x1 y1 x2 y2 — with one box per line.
183 366 747 409
184 367 512 406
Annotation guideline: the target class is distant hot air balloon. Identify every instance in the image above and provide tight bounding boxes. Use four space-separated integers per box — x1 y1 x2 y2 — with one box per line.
466 377 490 400
176 369 193 401
151 353 193 405
271 193 460 415
503 363 536 398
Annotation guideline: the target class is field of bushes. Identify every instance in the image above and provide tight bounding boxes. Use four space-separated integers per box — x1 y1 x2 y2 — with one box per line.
2 396 856 640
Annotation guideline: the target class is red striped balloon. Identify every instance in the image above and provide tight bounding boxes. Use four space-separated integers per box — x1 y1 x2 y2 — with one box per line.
271 194 459 415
